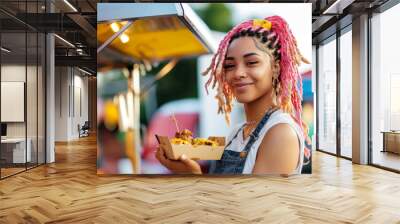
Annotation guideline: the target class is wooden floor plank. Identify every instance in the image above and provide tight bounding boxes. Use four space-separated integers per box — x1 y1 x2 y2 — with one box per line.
0 135 400 223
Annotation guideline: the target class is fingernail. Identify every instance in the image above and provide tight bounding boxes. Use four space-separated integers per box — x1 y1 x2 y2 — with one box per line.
180 154 187 160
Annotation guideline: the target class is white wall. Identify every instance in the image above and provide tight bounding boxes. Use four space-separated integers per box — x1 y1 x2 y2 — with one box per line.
55 66 69 141
72 72 89 138
1 65 34 138
54 67 89 141
1 65 26 141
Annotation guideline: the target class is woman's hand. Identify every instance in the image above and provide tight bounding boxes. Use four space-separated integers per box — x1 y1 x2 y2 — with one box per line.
155 146 202 174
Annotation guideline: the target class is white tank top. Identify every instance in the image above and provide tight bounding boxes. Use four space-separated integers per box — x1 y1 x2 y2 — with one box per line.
225 109 305 174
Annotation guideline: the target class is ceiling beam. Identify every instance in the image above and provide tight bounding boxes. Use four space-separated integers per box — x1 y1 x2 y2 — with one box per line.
67 13 96 38
55 55 96 70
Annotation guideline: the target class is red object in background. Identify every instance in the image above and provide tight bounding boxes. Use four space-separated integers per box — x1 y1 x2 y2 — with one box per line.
142 99 200 163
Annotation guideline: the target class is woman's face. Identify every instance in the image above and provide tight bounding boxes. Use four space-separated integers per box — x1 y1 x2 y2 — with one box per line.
224 36 275 104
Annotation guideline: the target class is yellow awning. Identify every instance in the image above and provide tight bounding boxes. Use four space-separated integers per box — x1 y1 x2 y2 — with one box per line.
97 16 209 62
97 3 216 64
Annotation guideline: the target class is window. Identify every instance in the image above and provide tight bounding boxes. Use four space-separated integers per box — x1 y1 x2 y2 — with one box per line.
339 28 352 158
317 36 337 154
371 3 400 171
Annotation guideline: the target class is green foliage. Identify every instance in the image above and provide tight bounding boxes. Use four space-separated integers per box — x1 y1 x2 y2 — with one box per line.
155 58 198 107
195 3 233 32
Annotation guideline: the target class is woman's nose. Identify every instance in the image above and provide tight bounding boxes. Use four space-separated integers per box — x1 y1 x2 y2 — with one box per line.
233 65 246 79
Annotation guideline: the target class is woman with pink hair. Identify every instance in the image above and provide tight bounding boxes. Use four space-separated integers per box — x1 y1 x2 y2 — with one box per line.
156 15 310 175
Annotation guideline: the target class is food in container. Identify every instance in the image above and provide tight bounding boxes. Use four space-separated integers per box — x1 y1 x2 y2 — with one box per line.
156 129 225 160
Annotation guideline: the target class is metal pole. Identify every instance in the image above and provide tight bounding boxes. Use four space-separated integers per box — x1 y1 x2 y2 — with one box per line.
123 64 141 174
97 21 133 54
140 59 179 97
132 64 141 173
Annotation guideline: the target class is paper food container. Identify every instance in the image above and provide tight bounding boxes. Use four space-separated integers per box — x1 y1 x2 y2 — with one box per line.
156 135 225 160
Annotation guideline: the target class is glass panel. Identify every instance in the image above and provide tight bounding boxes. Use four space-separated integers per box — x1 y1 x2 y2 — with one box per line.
26 0 39 169
340 29 352 158
371 4 400 171
37 0 46 165
27 31 38 169
0 7 27 177
0 1 46 178
317 37 337 154
38 32 45 165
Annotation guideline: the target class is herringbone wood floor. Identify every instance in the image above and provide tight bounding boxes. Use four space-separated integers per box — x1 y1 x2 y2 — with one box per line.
1 135 400 224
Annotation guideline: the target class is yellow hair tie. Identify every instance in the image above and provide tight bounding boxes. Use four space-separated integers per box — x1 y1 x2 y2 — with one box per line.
252 19 272 30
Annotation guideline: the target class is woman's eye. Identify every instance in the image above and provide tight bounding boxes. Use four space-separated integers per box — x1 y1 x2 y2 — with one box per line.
247 61 258 65
223 64 235 69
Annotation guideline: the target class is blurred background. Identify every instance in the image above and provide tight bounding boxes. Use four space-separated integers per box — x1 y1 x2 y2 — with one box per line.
97 3 313 174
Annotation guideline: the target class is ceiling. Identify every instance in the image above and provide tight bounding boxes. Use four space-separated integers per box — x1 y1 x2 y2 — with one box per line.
0 0 98 74
97 0 393 46
0 0 395 73
308 0 390 44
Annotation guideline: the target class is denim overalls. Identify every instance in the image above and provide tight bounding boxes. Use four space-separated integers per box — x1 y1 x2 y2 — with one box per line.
209 108 278 174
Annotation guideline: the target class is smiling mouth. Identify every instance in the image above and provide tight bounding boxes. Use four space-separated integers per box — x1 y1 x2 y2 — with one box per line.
234 83 253 88
233 83 254 92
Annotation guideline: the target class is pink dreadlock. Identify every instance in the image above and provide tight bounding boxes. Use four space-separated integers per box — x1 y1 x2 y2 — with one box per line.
202 15 311 159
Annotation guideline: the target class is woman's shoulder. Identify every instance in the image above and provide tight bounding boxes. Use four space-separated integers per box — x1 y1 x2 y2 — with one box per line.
267 110 303 137
263 122 299 144
269 109 295 123
254 122 300 174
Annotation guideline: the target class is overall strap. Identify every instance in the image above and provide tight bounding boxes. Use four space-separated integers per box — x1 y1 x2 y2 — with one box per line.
224 124 246 149
242 107 279 153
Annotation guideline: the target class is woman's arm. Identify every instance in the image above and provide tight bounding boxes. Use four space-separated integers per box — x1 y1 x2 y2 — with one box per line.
252 123 300 175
